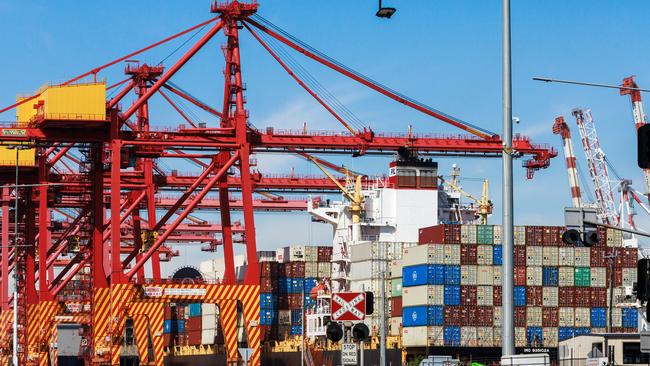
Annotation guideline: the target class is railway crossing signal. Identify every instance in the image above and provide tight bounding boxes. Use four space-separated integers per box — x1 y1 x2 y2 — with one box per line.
331 292 367 321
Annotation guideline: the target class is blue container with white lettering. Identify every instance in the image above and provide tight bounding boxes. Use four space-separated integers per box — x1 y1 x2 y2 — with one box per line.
526 327 543 345
444 265 461 285
514 286 526 306
444 285 461 305
429 264 445 285
428 306 444 326
444 326 461 346
591 308 606 328
402 306 428 327
623 308 638 328
402 264 429 287
575 327 591 336
542 267 559 286
558 327 574 341
493 245 502 265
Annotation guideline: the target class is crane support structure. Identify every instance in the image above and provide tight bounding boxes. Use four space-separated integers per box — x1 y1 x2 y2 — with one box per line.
621 76 650 203
0 1 557 365
552 116 583 208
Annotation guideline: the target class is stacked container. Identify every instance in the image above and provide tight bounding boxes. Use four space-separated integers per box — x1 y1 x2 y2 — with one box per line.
406 224 638 349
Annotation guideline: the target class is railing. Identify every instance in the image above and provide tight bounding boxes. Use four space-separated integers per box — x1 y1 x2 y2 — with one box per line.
31 113 107 122
0 160 36 167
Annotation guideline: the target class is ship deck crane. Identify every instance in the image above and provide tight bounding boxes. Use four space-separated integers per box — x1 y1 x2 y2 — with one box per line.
438 174 492 225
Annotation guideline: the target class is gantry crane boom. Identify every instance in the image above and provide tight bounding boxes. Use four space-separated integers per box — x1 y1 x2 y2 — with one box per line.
552 116 584 208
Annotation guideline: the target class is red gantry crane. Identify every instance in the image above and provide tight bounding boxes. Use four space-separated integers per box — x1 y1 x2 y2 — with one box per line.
0 2 557 366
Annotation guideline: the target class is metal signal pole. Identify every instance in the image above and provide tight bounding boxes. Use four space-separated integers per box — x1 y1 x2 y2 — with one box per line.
501 0 515 356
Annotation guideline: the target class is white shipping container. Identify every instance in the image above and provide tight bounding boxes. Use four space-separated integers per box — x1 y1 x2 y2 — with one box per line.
201 328 216 345
611 308 622 327
526 307 542 326
477 286 494 306
461 326 478 347
278 310 291 325
574 307 591 327
304 246 318 262
390 317 402 337
590 267 607 288
202 303 216 316
558 247 574 266
493 327 502 347
477 327 494 347
542 247 559 267
429 326 445 347
526 246 543 266
477 266 494 286
402 326 429 347
607 228 623 247
461 265 477 285
349 260 372 281
493 307 502 326
558 267 574 287
390 260 402 279
493 225 502 245
514 226 526 245
623 268 637 287
558 308 574 327
542 327 558 347
477 245 493 265
402 244 429 266
305 262 319 278
289 245 306 262
461 225 477 244
257 250 276 262
542 287 558 307
201 312 216 330
515 327 526 347
317 262 331 278
444 244 461 264
403 285 444 306
276 247 289 263
574 247 590 267
526 266 543 287
493 266 502 286
350 242 373 262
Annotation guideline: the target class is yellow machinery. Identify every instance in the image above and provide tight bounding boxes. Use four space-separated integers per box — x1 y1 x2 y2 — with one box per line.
439 173 492 225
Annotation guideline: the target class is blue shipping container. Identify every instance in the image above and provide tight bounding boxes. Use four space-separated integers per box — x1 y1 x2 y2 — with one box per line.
188 303 202 317
558 327 574 341
260 310 277 326
289 278 304 294
163 320 185 334
444 326 461 346
403 264 429 287
444 285 461 306
429 264 445 285
279 278 291 293
526 327 543 345
444 265 461 285
303 278 318 291
575 327 591 336
514 286 526 306
591 308 607 328
493 245 503 265
542 267 559 287
260 293 277 309
403 306 428 327
304 298 316 309
290 325 303 335
623 308 638 328
428 306 444 326
291 309 303 325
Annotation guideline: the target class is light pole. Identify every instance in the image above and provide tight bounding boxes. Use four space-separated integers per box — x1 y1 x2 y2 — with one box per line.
501 0 515 357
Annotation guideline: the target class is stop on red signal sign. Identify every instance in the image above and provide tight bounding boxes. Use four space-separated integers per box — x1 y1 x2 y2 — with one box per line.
331 292 366 321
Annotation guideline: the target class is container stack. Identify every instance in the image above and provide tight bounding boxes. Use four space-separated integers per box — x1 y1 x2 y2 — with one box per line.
258 246 332 342
162 304 186 346
400 224 638 349
389 259 403 337
349 241 416 334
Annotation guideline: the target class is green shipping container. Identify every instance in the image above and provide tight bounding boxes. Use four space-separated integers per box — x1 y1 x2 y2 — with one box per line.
575 267 591 287
391 278 402 297
477 225 494 245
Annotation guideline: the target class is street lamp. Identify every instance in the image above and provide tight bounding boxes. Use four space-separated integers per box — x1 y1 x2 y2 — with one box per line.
376 0 396 18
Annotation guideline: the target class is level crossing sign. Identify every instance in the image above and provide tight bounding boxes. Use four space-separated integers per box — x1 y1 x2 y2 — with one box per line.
331 292 366 321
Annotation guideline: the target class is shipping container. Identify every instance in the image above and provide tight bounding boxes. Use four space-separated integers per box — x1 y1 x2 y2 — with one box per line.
526 246 543 266
558 267 574 287
611 308 622 328
444 244 461 264
493 245 503 265
493 265 502 285
419 225 461 244
278 310 291 325
476 286 493 306
460 244 478 265
461 326 478 347
558 308 574 327
389 317 402 336
403 285 444 306
514 267 527 286
542 286 558 307
590 308 607 328
476 245 493 265
515 247 527 266
526 286 543 306
444 265 461 285
493 307 502 327
623 268 637 287
590 267 607 287
526 266 543 287
403 264 430 287
494 226 503 245
591 288 607 307
304 262 318 278
526 307 542 326
460 265 477 285
574 267 591 287
574 307 591 327
515 307 526 327
544 328 559 347
514 226 526 245
558 247 574 266
402 326 444 347
527 326 544 346
391 297 403 317
477 327 494 347
542 247 559 267
391 278 403 297
443 285 461 306
461 225 477 244
460 286 477 306
515 327 526 347
317 246 333 262
590 247 606 267
477 266 494 286
542 307 559 327
542 267 559 286
514 287 526 306
444 326 461 346
260 293 277 309
622 307 638 328
389 260 402 279
403 305 444 327
476 225 494 245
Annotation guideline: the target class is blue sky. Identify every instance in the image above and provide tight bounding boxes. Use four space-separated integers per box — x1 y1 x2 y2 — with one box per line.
1 1 648 273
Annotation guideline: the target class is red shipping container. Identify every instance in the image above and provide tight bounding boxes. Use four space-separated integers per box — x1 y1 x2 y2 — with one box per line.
164 305 172 318
277 294 289 309
515 247 527 266
477 306 493 326
461 245 478 265
542 307 559 327
288 294 303 309
514 307 526 327
574 288 591 307
444 306 462 325
419 224 461 244
542 226 560 246
596 227 607 246
461 306 478 326
461 286 477 306
493 286 502 305
514 267 527 286
526 286 543 306
282 264 292 277
260 277 277 293
590 288 607 307
290 262 305 278
259 262 279 278
390 297 403 317
590 247 606 267
317 246 333 262
175 306 185 319
558 287 574 307
187 330 201 346
163 333 172 346
625 248 639 267
607 267 623 287
186 316 201 331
